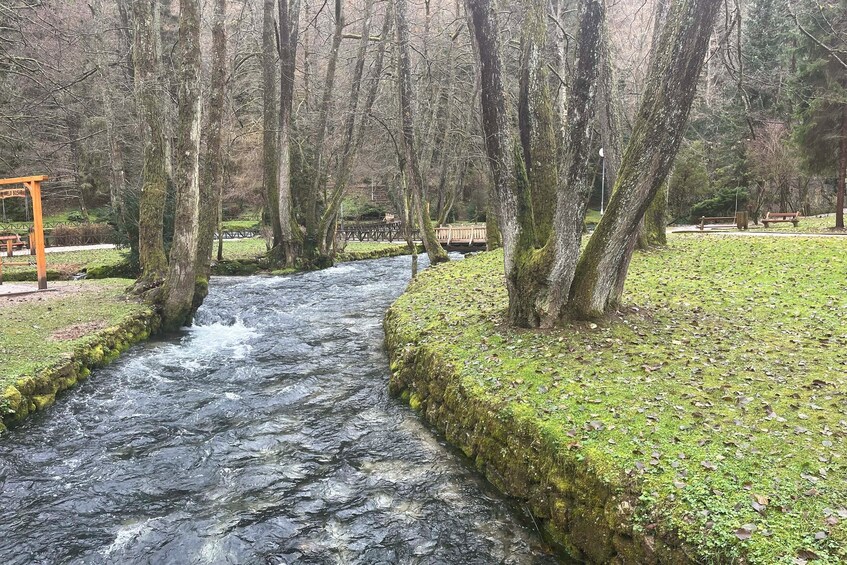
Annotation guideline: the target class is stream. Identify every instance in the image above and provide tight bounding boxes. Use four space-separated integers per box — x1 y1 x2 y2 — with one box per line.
0 255 560 564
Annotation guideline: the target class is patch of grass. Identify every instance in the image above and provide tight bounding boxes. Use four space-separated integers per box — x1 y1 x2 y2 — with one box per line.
1 248 129 279
390 236 847 563
584 208 603 225
218 238 267 261
220 219 259 231
0 280 149 389
747 214 847 234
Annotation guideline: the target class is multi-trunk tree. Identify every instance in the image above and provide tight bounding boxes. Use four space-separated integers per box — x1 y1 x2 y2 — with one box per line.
467 0 721 326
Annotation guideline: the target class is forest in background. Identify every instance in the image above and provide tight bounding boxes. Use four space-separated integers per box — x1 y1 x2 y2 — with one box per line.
1 0 843 227
0 0 845 327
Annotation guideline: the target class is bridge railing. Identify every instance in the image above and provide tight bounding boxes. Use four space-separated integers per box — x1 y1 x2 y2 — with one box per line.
434 225 486 245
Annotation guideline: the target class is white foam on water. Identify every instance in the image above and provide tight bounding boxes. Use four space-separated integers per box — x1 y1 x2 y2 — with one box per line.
102 519 154 557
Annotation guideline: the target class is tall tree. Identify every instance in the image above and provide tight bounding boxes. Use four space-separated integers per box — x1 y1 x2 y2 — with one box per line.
791 0 847 229
133 0 169 287
316 0 384 257
275 0 302 266
195 0 228 294
468 0 720 326
160 0 203 329
569 0 721 317
396 0 448 265
262 0 282 246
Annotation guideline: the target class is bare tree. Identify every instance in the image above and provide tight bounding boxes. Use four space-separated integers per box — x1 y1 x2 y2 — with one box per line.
133 0 169 287
275 0 302 266
196 0 228 289
570 0 721 318
160 0 203 329
396 0 448 265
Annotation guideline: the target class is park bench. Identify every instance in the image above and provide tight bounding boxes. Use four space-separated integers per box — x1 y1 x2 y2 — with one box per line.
761 211 800 228
698 212 749 231
0 234 26 257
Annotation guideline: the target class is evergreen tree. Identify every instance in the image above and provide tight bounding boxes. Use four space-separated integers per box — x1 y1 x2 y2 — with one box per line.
792 0 847 228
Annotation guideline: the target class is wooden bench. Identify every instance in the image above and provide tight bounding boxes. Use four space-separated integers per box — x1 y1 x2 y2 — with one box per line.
0 234 26 257
698 212 748 231
761 211 800 228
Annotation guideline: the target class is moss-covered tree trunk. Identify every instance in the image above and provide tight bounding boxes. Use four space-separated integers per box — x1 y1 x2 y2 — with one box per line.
474 0 601 328
275 0 302 267
396 0 448 265
160 0 202 330
569 0 721 319
527 0 603 328
465 0 520 305
133 0 168 286
637 182 668 248
634 0 670 251
838 102 846 229
133 4 165 263
195 0 227 301
261 0 282 247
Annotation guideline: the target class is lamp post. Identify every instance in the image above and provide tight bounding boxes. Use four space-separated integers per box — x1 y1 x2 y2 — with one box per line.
599 147 605 215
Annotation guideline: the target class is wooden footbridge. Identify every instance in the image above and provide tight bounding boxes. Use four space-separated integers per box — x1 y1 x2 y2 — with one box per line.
338 222 487 249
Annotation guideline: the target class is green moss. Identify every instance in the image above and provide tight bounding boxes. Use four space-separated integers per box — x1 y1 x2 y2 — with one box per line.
408 392 423 411
0 279 160 430
385 236 847 564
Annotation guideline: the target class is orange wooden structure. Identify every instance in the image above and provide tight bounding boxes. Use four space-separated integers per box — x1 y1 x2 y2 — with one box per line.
0 175 48 290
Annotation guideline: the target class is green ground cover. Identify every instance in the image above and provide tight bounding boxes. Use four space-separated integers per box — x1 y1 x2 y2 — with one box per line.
220 219 259 231
0 280 149 390
1 240 410 281
747 214 846 234
1 248 128 279
390 236 847 563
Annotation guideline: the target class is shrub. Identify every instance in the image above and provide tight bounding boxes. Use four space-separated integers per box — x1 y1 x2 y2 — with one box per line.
689 187 749 222
47 223 118 247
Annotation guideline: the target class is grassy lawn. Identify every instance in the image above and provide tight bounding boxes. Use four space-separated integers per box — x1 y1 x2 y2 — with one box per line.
1 248 129 278
0 280 149 390
220 219 259 231
747 214 846 234
1 239 412 282
390 236 847 563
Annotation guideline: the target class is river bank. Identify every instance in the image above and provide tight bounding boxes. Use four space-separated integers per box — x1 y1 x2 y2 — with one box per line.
0 241 420 432
0 240 419 282
384 238 847 563
0 280 159 432
0 254 556 563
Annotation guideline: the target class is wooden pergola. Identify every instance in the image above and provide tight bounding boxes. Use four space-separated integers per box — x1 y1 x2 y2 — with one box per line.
0 175 48 290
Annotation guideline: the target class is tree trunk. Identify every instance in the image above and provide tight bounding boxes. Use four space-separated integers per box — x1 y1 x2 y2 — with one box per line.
637 181 668 248
133 0 168 286
597 16 622 196
304 0 344 264
529 0 603 328
318 0 381 257
837 102 846 229
466 0 519 287
275 0 302 267
395 0 448 265
262 0 281 247
569 0 721 319
195 0 227 292
160 0 202 330
90 0 127 228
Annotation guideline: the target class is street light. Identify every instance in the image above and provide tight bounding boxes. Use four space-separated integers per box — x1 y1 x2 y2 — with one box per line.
599 147 605 216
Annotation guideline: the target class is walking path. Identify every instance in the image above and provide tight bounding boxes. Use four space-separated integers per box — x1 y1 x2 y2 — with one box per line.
8 243 116 257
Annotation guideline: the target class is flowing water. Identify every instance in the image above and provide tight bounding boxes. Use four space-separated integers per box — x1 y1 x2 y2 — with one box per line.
0 255 560 564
